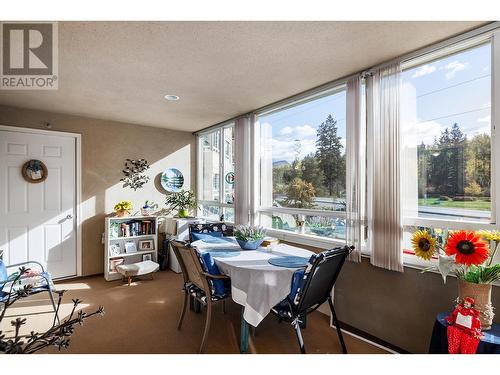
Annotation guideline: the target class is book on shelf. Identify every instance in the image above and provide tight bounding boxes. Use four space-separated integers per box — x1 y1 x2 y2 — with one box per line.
112 219 156 238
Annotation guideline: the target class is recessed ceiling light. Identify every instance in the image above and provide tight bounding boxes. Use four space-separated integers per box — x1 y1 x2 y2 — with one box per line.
164 94 180 101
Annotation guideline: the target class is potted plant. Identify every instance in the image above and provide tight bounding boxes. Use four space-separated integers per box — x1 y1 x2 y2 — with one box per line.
411 229 500 329
114 200 133 217
234 225 266 250
165 190 197 218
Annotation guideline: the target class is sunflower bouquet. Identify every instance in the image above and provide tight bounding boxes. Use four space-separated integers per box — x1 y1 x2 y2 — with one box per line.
411 229 500 284
114 200 133 217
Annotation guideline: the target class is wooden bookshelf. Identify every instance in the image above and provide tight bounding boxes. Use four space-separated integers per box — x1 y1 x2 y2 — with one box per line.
104 216 159 281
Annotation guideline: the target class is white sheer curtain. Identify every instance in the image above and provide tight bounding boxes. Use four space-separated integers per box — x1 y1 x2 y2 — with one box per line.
366 63 403 272
234 116 251 225
346 76 364 262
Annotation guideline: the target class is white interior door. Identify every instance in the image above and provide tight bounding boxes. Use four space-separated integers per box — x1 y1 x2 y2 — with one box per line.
0 129 77 279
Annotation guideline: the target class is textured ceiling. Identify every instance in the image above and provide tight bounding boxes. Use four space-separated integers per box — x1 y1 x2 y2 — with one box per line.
0 21 487 132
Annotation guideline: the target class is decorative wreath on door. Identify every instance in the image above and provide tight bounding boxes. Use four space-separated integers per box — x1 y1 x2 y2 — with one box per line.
22 159 48 183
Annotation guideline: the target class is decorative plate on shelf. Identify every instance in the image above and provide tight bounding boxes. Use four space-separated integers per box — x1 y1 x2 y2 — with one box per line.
161 168 184 192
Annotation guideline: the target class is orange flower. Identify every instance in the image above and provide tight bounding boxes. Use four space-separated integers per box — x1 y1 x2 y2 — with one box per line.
445 231 489 266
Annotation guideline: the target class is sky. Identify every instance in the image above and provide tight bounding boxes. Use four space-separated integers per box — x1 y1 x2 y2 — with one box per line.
401 42 491 146
259 42 491 163
259 90 347 163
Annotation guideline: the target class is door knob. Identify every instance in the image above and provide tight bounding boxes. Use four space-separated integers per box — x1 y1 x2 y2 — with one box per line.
66 214 73 220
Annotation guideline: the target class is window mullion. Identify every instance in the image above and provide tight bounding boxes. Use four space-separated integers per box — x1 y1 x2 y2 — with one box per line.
219 129 224 217
492 31 500 225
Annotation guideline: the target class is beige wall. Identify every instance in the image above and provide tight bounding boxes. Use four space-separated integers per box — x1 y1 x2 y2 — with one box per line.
0 105 195 276
335 258 500 353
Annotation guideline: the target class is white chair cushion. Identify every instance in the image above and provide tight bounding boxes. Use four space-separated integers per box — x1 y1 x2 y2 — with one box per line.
115 260 159 277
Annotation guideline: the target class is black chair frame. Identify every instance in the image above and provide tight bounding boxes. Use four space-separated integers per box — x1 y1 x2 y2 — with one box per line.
272 245 352 354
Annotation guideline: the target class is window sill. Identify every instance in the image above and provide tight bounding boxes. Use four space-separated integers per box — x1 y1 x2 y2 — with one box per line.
264 230 500 288
358 251 500 288
264 228 346 250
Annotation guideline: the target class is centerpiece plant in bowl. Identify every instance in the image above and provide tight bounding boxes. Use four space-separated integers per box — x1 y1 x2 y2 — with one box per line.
165 189 197 218
411 229 500 329
234 225 266 250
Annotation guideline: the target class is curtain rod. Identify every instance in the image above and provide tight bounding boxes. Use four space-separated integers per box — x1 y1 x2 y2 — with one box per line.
194 21 500 135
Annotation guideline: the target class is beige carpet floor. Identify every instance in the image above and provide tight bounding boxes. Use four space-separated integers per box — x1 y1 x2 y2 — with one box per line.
1 270 387 354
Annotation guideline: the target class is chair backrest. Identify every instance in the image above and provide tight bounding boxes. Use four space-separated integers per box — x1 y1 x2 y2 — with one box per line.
170 241 210 294
189 223 233 242
0 260 7 284
295 246 352 314
0 250 8 283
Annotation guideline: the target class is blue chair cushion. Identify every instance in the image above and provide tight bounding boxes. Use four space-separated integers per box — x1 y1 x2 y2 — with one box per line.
0 260 8 290
0 260 8 282
185 282 229 303
191 232 224 243
198 251 226 297
289 268 305 301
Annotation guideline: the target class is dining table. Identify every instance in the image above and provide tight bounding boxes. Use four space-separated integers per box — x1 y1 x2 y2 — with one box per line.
191 237 314 353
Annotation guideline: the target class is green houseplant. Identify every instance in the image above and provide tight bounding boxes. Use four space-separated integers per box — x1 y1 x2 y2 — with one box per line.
165 190 197 218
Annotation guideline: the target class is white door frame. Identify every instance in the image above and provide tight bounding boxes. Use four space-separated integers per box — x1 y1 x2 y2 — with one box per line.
0 124 83 277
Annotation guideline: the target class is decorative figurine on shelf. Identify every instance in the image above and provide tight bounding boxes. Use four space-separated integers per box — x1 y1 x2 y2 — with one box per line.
446 297 483 354
141 200 158 216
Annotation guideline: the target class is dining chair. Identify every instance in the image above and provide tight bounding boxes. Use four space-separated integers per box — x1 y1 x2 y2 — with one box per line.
170 240 231 353
271 245 352 354
188 223 234 242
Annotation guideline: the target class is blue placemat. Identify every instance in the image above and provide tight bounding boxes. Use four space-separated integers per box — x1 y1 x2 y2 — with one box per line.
268 256 309 268
202 249 241 258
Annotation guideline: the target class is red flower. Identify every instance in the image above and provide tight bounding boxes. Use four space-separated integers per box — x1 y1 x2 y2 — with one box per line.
446 231 489 266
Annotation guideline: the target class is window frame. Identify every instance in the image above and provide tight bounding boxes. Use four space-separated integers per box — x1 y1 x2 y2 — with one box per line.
194 24 500 267
399 35 500 267
252 84 350 248
196 121 235 223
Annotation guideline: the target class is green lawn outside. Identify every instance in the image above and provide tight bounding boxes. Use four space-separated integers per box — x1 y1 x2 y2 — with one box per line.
418 198 491 211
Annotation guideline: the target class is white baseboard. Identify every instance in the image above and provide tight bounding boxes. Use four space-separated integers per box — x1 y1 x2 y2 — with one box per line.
329 318 399 354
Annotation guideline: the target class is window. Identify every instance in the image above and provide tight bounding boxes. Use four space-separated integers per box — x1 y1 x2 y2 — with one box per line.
197 123 235 223
256 87 348 244
400 40 497 263
213 174 220 191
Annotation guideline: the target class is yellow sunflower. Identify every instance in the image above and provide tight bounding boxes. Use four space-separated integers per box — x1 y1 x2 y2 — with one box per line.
411 230 437 261
478 230 500 243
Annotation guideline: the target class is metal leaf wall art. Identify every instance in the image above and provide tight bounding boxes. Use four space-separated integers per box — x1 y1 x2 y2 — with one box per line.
120 158 150 191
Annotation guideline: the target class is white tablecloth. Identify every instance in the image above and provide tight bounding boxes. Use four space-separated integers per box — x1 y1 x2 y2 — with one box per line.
192 238 313 327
